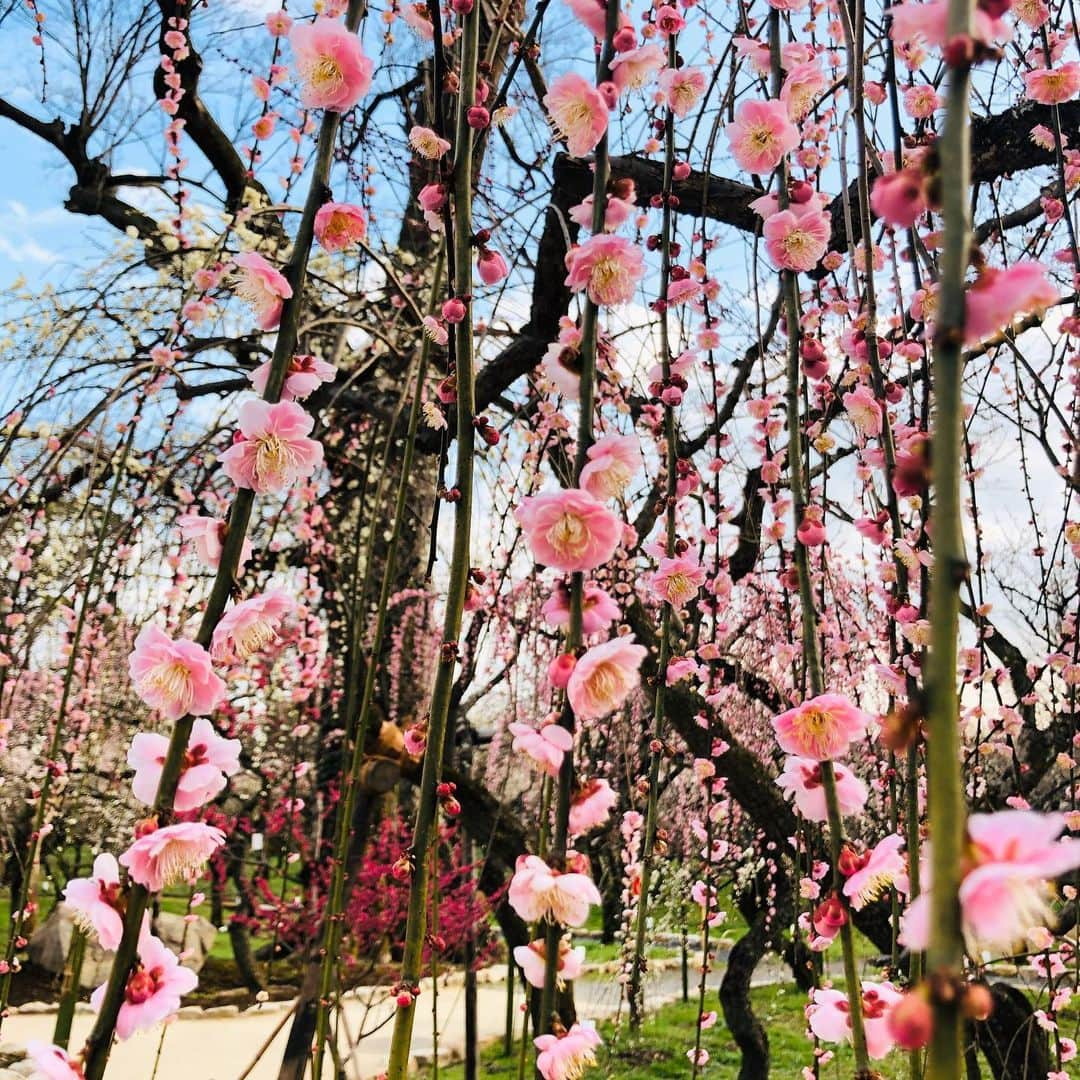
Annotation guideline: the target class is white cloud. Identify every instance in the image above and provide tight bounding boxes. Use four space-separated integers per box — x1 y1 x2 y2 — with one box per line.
0 232 57 264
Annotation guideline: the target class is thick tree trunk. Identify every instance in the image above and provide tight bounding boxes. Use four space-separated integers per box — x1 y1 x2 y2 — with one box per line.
974 982 1051 1080
718 917 770 1079
228 919 263 994
276 790 379 1080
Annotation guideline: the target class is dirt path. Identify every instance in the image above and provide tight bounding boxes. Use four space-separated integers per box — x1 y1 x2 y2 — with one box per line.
1 963 702 1079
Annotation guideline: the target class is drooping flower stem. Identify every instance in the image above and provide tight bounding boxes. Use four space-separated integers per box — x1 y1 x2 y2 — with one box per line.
838 0 924 1010
383 2 479 1073
627 31 678 1032
925 0 974 1075
79 8 364 1074
536 0 618 1040
310 248 446 1076
820 760 870 1067
769 7 869 1069
0 411 137 1029
52 927 87 1048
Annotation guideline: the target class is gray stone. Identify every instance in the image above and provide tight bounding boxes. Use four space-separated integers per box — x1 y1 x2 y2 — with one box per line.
29 903 217 988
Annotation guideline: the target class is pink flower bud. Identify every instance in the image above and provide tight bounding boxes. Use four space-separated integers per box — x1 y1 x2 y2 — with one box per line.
597 81 619 109
466 106 490 129
477 248 509 285
442 297 467 323
548 653 577 689
887 990 933 1050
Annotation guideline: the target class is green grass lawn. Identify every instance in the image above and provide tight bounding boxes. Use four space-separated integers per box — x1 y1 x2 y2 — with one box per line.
417 985 915 1079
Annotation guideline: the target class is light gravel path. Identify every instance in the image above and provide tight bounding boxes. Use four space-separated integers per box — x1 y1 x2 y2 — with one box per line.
1 960 717 1079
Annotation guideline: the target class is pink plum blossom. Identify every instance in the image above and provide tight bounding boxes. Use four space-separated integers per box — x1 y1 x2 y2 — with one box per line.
781 60 826 120
265 12 293 36
509 722 574 777
843 386 884 437
579 434 640 500
120 822 225 893
871 168 930 227
567 634 647 720
564 234 645 307
177 513 253 571
1023 62 1080 104
726 99 800 174
212 588 296 662
843 834 907 910
219 399 324 494
313 202 367 251
90 920 199 1039
657 67 706 119
508 854 601 926
515 488 622 572
233 252 292 331
651 552 707 607
569 778 618 835
541 582 621 635
129 624 225 722
610 44 666 92
569 192 636 232
513 938 586 988
889 0 1009 46
772 693 871 761
26 1042 84 1080
964 262 1059 344
408 125 451 159
901 811 1080 954
902 84 941 119
544 73 609 157
249 353 337 401
62 853 124 950
763 209 830 271
563 0 630 40
808 981 904 1059
289 18 372 112
776 756 868 821
128 717 241 812
535 1024 602 1080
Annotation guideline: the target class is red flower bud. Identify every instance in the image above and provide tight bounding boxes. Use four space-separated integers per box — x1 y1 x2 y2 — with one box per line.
466 106 490 129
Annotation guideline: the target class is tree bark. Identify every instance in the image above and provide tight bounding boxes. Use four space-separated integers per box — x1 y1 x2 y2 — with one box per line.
974 982 1051 1080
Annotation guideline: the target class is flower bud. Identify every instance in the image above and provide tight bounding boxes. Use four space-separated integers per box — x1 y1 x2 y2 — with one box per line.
960 982 993 1022
466 106 490 129
887 989 933 1050
548 653 577 689
442 297 467 323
